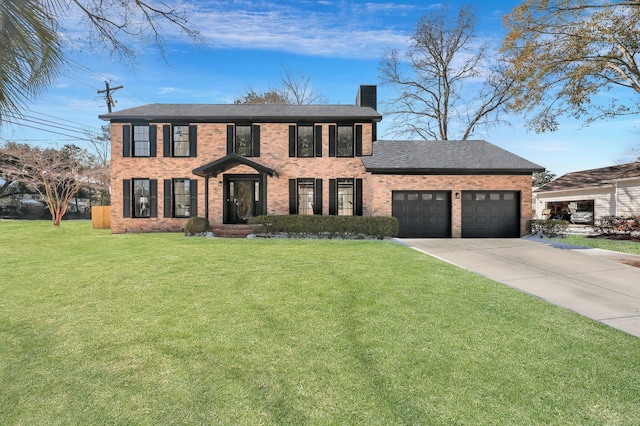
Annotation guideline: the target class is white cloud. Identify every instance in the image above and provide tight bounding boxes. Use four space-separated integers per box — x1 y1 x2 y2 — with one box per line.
186 3 412 59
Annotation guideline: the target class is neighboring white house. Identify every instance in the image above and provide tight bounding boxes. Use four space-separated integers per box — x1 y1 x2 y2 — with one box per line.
533 162 640 221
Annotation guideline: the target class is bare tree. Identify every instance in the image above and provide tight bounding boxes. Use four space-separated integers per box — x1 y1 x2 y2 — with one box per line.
234 87 289 105
379 4 513 141
0 142 105 226
502 0 640 132
86 125 111 205
279 67 328 105
235 67 327 105
0 0 203 124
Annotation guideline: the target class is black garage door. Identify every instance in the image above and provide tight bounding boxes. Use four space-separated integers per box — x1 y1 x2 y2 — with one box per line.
462 191 520 238
392 191 451 238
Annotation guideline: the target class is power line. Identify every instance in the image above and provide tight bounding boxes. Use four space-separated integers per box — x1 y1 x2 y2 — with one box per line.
1 119 93 141
6 113 94 136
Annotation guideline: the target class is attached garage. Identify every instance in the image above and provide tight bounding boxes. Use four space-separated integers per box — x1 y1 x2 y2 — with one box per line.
462 191 520 238
392 191 451 238
362 140 544 238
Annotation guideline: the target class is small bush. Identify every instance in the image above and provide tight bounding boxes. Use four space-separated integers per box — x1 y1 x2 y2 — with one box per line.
185 216 210 235
528 219 569 238
249 215 399 239
595 215 640 236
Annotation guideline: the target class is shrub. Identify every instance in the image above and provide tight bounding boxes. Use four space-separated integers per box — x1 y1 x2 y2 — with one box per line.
249 215 399 239
185 216 210 235
595 215 640 236
528 219 569 238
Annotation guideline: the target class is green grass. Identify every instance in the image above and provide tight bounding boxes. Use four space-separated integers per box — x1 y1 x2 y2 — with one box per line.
552 234 640 255
2 220 640 425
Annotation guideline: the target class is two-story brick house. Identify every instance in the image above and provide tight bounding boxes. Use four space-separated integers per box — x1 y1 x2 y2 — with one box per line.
100 85 543 238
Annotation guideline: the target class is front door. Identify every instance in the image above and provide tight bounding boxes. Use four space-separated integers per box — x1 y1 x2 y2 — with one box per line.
224 176 262 224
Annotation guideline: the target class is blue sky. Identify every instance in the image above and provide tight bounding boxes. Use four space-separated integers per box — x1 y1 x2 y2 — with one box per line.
1 0 638 177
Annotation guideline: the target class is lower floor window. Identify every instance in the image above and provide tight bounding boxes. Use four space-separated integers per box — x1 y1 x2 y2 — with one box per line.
337 179 354 216
173 179 190 217
133 179 150 218
329 178 362 216
297 179 315 215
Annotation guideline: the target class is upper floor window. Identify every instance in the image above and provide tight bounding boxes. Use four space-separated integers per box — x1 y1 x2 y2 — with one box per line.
173 126 190 157
289 125 322 158
329 124 363 158
337 125 353 157
163 124 197 157
227 124 260 157
133 126 150 157
122 124 157 158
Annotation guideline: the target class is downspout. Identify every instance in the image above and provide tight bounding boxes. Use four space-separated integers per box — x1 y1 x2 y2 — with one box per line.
205 176 210 220
614 181 618 216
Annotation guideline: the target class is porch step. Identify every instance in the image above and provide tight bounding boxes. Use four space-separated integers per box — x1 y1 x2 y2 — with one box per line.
210 224 255 238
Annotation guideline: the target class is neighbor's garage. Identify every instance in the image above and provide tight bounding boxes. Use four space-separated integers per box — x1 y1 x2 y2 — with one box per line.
392 191 451 238
461 191 520 238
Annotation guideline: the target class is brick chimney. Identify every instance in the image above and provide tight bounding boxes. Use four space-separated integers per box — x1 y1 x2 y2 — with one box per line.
356 85 378 141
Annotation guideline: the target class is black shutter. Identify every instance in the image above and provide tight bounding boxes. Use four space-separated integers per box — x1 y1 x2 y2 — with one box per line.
329 179 337 215
315 125 323 157
190 179 198 217
149 125 157 157
163 125 171 157
122 125 131 157
355 125 363 156
289 179 297 214
123 179 131 217
314 179 323 215
226 125 234 155
288 125 296 157
329 125 336 157
164 179 172 218
252 125 260 157
149 179 158 218
189 125 197 157
355 178 363 216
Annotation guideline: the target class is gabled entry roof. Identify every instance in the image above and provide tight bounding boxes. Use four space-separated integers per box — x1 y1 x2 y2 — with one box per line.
193 154 277 178
362 140 544 174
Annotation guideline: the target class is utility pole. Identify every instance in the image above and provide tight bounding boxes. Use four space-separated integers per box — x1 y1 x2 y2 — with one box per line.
97 81 123 113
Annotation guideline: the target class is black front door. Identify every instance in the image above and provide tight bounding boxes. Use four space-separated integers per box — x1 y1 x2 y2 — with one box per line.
225 176 262 224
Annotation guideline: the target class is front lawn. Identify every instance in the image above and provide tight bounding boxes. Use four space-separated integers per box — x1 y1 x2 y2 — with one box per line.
553 234 640 255
1 220 639 424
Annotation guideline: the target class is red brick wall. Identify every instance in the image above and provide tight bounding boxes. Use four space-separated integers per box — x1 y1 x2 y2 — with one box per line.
110 121 532 236
110 122 372 233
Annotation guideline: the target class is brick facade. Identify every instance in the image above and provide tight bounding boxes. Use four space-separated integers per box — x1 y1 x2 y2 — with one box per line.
105 86 539 237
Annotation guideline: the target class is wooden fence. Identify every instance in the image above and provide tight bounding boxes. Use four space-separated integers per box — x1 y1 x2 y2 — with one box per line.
91 206 111 229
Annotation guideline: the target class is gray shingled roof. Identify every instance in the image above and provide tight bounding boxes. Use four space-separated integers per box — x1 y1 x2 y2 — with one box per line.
99 104 382 122
361 140 544 174
534 162 640 192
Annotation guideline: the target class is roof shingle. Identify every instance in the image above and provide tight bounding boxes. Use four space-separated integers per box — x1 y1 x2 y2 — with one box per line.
99 104 382 123
535 162 640 192
361 140 544 174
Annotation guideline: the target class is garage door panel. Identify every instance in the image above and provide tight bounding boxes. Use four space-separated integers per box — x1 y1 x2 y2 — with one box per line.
393 191 451 238
462 191 520 238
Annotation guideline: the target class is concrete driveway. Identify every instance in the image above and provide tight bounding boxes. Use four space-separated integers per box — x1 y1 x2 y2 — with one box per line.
397 237 640 338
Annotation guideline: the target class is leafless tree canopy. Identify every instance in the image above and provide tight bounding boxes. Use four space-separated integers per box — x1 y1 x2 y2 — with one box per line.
0 142 106 225
502 0 640 132
379 5 513 141
235 67 327 105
